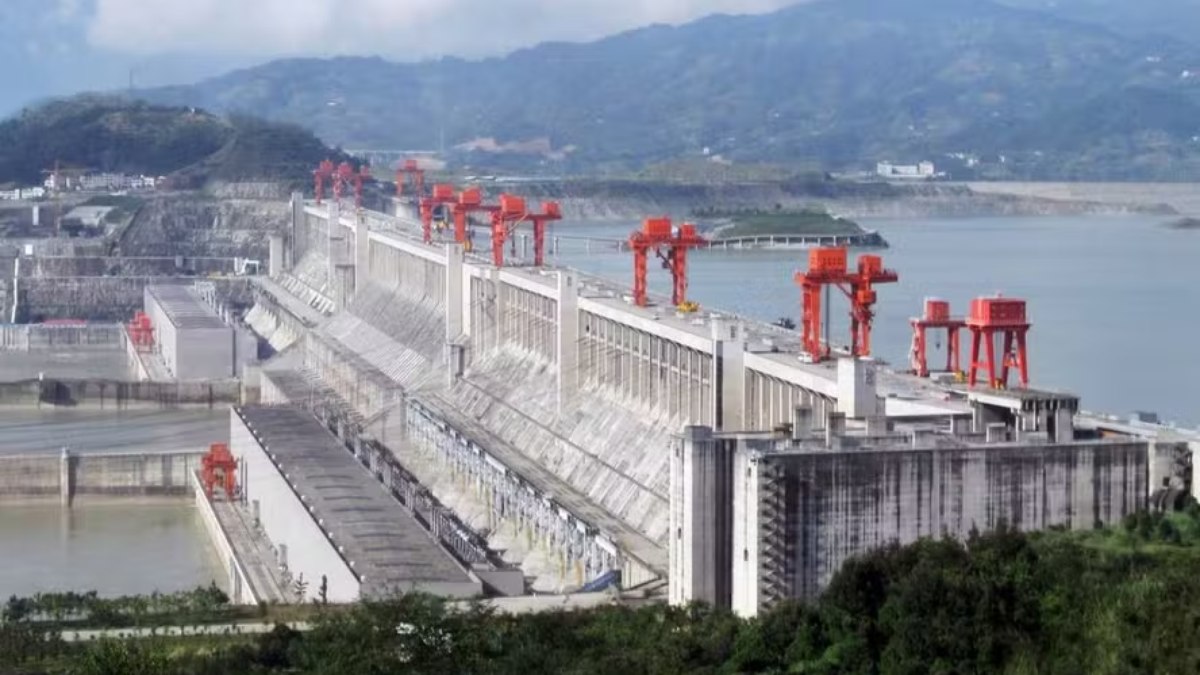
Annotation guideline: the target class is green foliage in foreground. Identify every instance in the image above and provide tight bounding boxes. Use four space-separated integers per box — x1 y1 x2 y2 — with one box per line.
4 510 1200 674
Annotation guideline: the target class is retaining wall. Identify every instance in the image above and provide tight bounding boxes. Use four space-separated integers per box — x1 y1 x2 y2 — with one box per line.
0 324 124 351
0 379 241 409
0 451 201 502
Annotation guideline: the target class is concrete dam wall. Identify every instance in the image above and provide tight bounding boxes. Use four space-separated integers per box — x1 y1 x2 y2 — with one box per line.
251 198 1159 597
0 379 240 409
0 451 201 502
734 440 1147 607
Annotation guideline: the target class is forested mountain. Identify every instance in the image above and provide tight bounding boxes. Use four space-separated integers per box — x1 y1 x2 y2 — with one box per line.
137 0 1200 178
0 96 340 186
1000 0 1200 44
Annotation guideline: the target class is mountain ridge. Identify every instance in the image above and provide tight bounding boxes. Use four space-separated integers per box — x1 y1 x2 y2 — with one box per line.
135 0 1200 179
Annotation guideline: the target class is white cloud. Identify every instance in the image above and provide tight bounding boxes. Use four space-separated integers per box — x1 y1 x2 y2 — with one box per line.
87 0 798 59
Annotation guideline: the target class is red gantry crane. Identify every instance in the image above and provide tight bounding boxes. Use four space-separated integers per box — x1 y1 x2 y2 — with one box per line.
523 200 562 267
395 159 426 201
419 184 458 244
628 217 707 309
332 161 355 205
909 298 966 378
490 194 528 267
966 295 1031 389
200 443 238 501
486 196 563 267
353 163 370 209
452 187 500 250
127 311 155 351
793 247 898 362
314 159 335 205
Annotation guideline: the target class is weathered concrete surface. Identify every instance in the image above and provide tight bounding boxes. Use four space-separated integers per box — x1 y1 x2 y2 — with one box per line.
0 324 124 351
0 379 240 409
0 451 201 501
732 440 1147 611
9 277 255 322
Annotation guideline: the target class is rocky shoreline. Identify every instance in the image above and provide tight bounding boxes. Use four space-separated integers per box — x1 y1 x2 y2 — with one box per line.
505 179 1177 222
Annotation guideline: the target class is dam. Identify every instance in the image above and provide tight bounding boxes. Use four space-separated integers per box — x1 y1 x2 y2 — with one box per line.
230 193 1198 609
0 186 1195 611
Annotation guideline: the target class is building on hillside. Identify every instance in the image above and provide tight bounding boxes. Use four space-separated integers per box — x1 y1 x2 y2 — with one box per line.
0 186 47 200
43 173 161 192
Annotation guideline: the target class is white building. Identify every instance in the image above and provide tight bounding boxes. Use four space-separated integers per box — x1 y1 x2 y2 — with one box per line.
876 161 937 179
0 186 47 201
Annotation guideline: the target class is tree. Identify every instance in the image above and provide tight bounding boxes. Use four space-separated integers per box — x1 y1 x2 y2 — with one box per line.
292 573 309 604
317 575 329 606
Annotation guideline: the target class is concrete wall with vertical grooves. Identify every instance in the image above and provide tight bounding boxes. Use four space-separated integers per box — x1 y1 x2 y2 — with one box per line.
736 440 1148 606
0 452 202 501
72 452 200 497
0 380 240 408
0 324 125 351
0 455 60 498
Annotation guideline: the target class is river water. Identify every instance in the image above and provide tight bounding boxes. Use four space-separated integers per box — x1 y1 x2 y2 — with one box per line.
548 214 1200 427
0 215 1195 599
0 410 230 599
0 502 225 600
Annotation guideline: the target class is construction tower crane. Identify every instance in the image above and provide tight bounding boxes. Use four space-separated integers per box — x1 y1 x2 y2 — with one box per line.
313 159 335 205
628 217 707 309
966 296 1031 389
419 184 458 243
910 298 966 378
395 159 426 201
793 247 898 361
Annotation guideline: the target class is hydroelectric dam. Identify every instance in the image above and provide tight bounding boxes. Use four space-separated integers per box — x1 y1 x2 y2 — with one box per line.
227 192 1199 615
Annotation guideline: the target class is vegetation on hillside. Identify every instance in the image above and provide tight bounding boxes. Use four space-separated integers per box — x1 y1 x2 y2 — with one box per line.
140 0 1200 179
0 96 344 187
4 508 1200 673
696 207 867 239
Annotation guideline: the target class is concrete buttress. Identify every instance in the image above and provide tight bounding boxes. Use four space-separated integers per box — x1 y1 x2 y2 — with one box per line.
557 271 578 412
355 214 371 297
713 320 746 431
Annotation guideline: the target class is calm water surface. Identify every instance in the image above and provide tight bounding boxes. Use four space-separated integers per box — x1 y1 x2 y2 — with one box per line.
0 410 230 598
0 502 224 599
547 214 1200 426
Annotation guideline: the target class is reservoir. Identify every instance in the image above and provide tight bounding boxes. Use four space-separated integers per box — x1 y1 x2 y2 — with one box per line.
551 214 1200 427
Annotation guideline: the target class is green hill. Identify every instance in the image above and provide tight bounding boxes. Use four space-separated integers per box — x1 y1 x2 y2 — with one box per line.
137 0 1200 179
0 96 341 186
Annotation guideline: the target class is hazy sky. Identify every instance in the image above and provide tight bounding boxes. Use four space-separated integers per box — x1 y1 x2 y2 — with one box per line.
1 0 797 115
